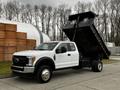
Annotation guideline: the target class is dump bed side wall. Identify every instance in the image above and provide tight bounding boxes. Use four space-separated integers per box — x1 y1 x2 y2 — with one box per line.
63 25 110 59
91 25 110 58
63 12 110 59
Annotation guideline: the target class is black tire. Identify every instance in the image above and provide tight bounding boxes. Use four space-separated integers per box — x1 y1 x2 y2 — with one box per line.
36 65 52 83
92 61 103 72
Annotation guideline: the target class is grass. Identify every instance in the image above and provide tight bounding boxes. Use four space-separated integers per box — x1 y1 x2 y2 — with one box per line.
0 61 12 78
102 59 120 64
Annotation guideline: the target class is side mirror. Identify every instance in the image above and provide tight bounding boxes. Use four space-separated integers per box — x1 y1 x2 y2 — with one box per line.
56 49 61 53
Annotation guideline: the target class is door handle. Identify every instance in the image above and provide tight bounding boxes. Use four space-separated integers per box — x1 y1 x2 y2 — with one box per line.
68 54 71 56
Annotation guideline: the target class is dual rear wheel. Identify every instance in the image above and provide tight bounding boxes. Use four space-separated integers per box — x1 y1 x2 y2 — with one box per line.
91 61 103 72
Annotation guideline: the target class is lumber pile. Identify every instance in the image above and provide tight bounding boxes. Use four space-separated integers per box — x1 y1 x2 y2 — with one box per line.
0 23 36 61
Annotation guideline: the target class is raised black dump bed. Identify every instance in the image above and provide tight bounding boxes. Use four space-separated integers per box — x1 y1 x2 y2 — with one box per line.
63 11 110 59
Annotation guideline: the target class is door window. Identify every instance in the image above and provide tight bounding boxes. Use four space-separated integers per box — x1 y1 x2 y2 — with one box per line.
57 43 68 51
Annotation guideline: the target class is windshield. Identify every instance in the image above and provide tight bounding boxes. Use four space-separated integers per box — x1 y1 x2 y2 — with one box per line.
35 42 58 50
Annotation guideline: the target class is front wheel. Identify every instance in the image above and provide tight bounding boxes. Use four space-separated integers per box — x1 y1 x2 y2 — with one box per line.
36 65 52 83
92 61 103 72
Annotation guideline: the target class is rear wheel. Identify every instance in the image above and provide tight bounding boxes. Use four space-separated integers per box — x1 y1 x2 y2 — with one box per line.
36 65 52 83
92 61 103 72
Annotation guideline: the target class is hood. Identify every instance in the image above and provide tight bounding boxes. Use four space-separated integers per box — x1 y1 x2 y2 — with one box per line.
13 50 52 57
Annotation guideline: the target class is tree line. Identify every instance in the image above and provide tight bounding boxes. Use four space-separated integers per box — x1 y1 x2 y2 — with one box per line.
0 0 120 46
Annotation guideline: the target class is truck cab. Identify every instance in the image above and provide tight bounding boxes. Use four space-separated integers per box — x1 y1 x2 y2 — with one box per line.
11 41 79 83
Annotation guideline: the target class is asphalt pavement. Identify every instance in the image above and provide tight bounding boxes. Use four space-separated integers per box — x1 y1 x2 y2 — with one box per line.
1 62 120 90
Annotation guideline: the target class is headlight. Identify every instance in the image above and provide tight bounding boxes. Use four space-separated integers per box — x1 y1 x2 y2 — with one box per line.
27 56 35 66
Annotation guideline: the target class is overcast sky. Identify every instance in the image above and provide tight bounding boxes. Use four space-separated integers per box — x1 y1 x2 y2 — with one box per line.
1 0 94 7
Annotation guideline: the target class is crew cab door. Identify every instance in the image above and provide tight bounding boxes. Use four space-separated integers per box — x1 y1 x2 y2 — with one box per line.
55 43 79 69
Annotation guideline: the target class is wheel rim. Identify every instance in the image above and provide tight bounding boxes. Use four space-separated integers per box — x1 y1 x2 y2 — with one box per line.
41 69 50 81
98 63 102 71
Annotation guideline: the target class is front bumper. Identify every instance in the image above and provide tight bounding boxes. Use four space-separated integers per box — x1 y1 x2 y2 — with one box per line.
11 65 34 73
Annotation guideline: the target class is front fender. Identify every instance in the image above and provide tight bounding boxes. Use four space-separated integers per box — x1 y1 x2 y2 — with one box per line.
34 57 55 73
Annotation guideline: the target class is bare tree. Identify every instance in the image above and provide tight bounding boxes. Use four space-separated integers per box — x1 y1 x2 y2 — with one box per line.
20 5 27 23
108 0 116 42
12 1 21 21
33 5 40 29
74 1 87 13
93 0 103 38
51 8 57 40
4 1 19 20
46 6 52 36
40 4 47 33
57 4 71 40
110 0 120 46
26 4 33 24
97 0 110 42
0 1 3 18
86 2 93 11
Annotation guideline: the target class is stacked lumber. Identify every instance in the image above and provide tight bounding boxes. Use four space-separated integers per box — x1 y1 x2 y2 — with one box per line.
0 23 36 61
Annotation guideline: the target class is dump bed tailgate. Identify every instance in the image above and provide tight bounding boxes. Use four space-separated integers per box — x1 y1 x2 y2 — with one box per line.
63 12 110 59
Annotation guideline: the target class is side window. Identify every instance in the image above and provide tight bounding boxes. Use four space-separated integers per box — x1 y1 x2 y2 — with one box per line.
67 43 76 51
57 43 68 51
56 43 76 52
